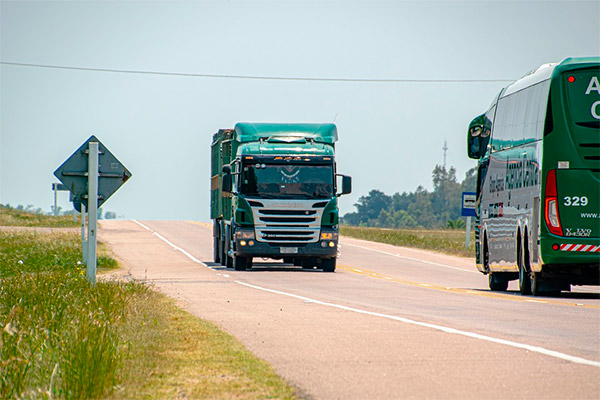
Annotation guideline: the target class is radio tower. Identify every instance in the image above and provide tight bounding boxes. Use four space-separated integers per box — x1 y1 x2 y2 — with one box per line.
442 140 448 169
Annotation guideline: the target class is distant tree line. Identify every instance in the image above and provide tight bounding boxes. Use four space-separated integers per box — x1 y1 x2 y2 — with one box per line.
1 204 118 220
342 165 476 229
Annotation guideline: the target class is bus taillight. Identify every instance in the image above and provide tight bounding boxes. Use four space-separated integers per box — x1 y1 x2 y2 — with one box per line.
544 169 563 236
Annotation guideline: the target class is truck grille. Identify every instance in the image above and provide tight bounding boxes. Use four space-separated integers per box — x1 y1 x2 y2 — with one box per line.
251 199 327 244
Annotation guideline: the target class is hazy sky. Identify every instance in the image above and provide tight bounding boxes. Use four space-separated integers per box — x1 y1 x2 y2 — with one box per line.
1 1 599 221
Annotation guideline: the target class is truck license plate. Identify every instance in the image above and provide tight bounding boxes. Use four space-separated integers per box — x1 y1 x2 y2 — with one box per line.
280 247 298 254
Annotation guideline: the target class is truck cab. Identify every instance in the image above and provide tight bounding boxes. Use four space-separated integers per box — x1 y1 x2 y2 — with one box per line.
211 123 351 271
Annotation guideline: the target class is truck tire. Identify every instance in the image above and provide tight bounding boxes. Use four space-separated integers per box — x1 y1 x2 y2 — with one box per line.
233 256 247 271
213 236 221 264
220 239 227 266
320 258 336 273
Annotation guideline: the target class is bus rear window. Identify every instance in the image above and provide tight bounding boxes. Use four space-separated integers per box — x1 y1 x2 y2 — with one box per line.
564 69 600 127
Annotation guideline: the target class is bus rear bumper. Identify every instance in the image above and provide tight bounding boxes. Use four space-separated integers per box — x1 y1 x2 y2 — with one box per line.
540 236 600 285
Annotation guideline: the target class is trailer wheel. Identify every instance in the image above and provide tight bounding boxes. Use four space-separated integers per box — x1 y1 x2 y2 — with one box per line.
320 258 336 273
213 235 221 264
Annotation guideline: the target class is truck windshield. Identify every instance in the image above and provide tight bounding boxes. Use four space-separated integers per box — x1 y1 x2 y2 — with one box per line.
240 164 334 199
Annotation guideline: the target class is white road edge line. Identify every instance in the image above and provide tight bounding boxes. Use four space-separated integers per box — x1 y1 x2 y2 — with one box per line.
130 220 600 368
343 241 479 274
132 220 205 265
235 280 600 368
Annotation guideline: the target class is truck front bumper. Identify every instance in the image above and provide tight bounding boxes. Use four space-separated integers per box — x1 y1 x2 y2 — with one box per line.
234 240 337 259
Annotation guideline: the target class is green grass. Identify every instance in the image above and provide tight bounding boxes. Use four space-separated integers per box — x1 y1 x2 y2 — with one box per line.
0 205 79 228
0 230 297 399
341 225 476 258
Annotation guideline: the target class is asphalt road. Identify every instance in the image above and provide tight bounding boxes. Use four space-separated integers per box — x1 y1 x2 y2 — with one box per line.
99 220 600 399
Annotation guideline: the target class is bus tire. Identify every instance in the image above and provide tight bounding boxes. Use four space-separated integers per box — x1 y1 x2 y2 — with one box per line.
518 234 532 295
530 272 541 296
489 273 509 291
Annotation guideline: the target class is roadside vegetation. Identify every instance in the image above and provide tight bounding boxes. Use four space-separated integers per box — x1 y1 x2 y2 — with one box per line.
343 165 476 229
1 212 297 399
0 204 79 227
341 225 475 258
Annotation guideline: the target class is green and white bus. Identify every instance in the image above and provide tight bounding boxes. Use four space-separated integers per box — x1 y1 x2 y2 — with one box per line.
467 57 600 295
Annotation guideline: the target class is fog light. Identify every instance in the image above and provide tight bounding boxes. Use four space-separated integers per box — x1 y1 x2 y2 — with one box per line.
240 240 247 247
328 241 335 247
321 241 327 248
249 240 254 246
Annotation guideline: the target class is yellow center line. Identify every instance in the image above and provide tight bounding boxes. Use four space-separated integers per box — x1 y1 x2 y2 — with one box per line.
338 264 600 310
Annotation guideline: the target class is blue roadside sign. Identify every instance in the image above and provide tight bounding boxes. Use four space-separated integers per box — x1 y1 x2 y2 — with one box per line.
461 192 477 217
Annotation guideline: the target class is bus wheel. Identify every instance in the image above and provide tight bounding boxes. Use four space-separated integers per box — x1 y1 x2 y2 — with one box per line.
518 237 532 295
530 272 541 296
489 273 509 291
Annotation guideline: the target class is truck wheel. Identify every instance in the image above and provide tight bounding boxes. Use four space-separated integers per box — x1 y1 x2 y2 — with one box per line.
220 239 227 266
233 256 247 271
320 258 336 273
213 236 221 264
488 273 509 291
301 258 315 269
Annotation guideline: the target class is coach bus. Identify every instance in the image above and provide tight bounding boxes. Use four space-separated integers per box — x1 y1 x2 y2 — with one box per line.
467 57 599 296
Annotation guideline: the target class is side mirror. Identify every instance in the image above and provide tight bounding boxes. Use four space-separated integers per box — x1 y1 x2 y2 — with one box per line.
222 172 232 193
340 175 352 195
222 165 231 174
467 114 491 159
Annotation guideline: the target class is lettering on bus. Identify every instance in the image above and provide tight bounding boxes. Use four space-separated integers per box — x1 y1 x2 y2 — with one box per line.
488 175 505 194
586 76 600 120
504 159 539 191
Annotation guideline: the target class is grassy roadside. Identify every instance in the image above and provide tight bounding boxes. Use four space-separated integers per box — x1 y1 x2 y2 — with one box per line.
0 205 79 227
1 222 297 398
341 225 475 258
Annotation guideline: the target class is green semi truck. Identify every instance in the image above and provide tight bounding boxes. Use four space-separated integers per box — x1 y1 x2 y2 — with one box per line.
210 123 352 271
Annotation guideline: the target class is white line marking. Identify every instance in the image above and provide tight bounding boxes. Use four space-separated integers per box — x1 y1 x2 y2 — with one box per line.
130 220 600 368
132 220 204 265
343 242 479 274
235 281 600 368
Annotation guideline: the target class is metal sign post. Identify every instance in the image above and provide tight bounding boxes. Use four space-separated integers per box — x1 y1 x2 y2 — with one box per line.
461 192 477 251
51 183 68 216
86 142 99 284
81 206 87 264
53 135 131 284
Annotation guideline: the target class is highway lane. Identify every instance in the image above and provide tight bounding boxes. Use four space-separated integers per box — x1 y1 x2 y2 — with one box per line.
99 220 600 399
